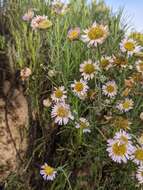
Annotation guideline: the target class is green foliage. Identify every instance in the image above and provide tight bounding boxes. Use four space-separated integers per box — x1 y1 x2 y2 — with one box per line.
1 0 143 189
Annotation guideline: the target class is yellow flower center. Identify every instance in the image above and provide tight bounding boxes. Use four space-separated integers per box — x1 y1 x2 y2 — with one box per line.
88 26 104 40
44 165 54 175
79 122 87 129
139 62 143 71
38 19 52 29
57 106 69 117
83 63 95 74
68 30 79 40
122 100 131 109
55 89 63 98
124 42 135 51
101 59 109 68
112 142 127 156
134 149 143 161
74 82 84 92
106 85 115 93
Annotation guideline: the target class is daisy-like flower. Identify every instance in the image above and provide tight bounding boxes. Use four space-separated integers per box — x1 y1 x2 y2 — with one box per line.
116 98 134 112
114 130 132 145
31 15 52 30
20 67 32 81
107 138 133 163
51 86 67 102
75 117 91 133
113 55 128 68
40 163 57 181
67 27 80 41
22 9 34 21
71 79 89 99
102 81 118 98
80 59 99 80
136 60 143 74
136 166 143 184
120 38 142 56
130 146 143 165
100 56 113 70
51 102 73 125
81 21 109 47
140 112 143 121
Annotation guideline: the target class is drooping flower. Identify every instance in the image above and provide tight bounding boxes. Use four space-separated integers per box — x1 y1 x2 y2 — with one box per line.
136 166 143 184
22 9 34 21
107 138 133 163
81 21 109 47
113 55 128 68
71 79 89 99
51 102 73 125
20 67 32 81
80 59 99 80
40 163 57 181
31 15 52 30
136 60 143 74
120 38 142 56
67 27 80 41
130 146 143 165
100 56 113 70
102 81 118 98
51 86 67 102
116 98 134 112
75 117 91 133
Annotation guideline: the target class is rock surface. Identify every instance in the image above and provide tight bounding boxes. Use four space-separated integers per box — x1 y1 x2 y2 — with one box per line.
0 81 28 182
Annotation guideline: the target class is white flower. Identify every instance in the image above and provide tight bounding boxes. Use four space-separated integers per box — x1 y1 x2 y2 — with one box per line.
40 163 57 181
75 118 91 133
51 86 67 102
51 103 73 125
102 81 118 98
67 27 80 41
107 138 133 163
31 15 52 30
113 130 133 149
81 21 109 47
136 60 143 74
130 146 143 165
140 112 143 121
116 98 134 112
120 38 142 56
100 56 113 70
51 0 69 15
71 79 89 99
80 59 99 80
136 166 143 184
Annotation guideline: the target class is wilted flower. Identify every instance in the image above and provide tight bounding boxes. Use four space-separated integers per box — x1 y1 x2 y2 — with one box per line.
22 9 34 21
43 98 52 107
31 15 52 30
20 67 32 81
51 0 69 15
136 60 143 74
